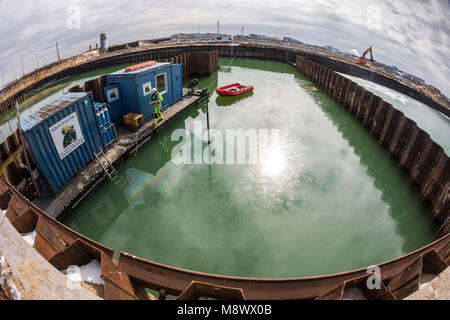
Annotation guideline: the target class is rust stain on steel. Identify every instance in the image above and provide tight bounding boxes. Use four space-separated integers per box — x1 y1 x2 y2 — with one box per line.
33 216 68 260
101 252 138 300
177 281 246 300
48 238 102 271
422 249 447 275
392 274 421 300
438 241 450 265
5 193 38 233
387 257 422 293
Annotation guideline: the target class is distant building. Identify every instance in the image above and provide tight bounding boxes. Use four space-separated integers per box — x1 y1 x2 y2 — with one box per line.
248 34 273 40
383 65 403 74
145 37 171 44
108 41 142 53
402 73 426 86
283 37 304 45
171 33 229 39
428 85 441 95
210 35 233 42
323 45 340 53
100 33 107 54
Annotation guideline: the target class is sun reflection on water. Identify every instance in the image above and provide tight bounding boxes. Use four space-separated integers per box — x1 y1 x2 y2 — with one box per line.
260 145 286 177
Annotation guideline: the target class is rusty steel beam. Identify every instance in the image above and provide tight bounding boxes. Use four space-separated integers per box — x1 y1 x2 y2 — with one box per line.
0 176 115 259
118 234 448 300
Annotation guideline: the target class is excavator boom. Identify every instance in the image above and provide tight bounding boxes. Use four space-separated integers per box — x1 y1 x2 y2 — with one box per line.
354 46 374 64
362 47 374 61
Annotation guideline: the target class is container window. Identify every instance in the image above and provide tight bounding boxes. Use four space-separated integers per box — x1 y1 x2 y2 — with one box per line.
156 73 167 95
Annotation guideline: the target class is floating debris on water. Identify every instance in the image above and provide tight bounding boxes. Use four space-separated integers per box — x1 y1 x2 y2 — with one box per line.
301 85 318 91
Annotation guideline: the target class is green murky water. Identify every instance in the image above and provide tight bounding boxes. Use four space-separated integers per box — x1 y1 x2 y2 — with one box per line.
62 58 437 278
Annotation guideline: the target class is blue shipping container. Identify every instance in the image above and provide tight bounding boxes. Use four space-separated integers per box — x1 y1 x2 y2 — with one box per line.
21 92 105 194
105 62 183 121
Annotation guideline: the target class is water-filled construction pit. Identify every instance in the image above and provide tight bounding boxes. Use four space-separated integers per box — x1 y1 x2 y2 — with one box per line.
0 44 448 300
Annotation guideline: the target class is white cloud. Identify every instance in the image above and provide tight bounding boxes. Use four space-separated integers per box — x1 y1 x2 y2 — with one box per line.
0 0 448 95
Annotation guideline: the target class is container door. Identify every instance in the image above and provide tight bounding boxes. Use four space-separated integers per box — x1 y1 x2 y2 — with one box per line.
172 64 183 103
104 84 123 122
138 72 156 120
164 68 173 108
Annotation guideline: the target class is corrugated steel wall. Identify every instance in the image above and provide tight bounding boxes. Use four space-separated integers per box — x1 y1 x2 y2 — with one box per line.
84 76 107 103
23 92 104 193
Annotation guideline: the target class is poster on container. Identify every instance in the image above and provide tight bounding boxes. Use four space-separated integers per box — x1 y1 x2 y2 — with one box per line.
106 87 120 102
142 81 153 96
49 112 85 160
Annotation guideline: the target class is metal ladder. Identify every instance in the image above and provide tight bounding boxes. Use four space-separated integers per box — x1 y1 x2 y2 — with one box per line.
130 132 152 157
94 149 121 185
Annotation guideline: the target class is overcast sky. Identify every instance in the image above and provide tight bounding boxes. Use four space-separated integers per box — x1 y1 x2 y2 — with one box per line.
0 0 449 96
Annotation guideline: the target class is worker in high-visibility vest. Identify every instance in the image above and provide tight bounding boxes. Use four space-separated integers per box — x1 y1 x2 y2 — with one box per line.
150 88 164 125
